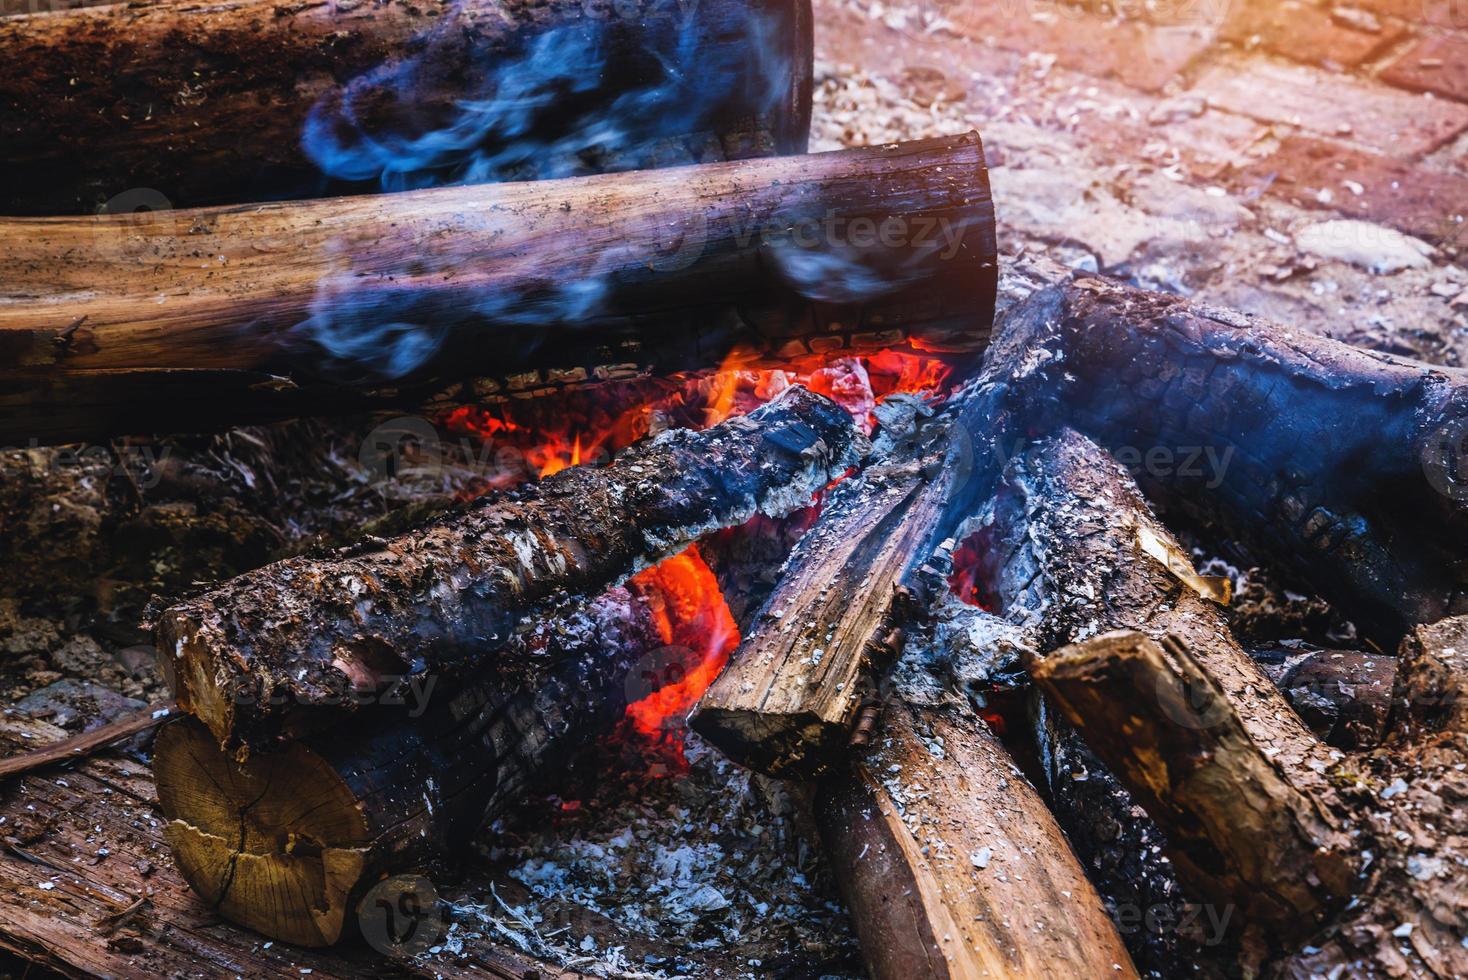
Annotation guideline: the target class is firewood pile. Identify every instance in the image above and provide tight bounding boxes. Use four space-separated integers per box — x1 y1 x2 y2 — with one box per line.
2 1 1467 978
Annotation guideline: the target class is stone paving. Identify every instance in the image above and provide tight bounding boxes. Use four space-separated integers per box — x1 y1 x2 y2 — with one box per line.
815 0 1468 366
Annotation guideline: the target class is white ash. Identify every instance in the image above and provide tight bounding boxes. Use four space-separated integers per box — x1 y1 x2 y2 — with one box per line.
446 734 858 978
889 598 1039 709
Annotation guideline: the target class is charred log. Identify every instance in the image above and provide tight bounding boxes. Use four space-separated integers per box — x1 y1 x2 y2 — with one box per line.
977 430 1357 934
155 586 664 948
992 278 1468 644
1256 646 1397 751
0 135 997 446
816 698 1138 979
157 386 863 752
691 392 981 779
0 0 813 214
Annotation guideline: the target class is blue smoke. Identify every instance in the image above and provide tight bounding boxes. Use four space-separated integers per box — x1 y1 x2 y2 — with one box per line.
302 7 786 192
294 3 799 381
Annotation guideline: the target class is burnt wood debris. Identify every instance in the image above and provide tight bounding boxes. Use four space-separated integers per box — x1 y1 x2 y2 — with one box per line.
0 0 1466 976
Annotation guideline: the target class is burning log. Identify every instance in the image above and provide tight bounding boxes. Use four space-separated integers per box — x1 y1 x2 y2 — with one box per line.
997 278 1468 643
0 134 997 446
690 410 964 778
155 585 666 947
157 385 864 752
0 0 813 214
816 699 1138 979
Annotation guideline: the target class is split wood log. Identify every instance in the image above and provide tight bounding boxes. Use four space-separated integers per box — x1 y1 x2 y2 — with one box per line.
691 392 987 779
972 429 1468 973
155 585 663 947
994 278 1468 644
816 698 1139 979
0 134 998 446
1036 616 1468 977
979 430 1358 934
157 385 864 752
0 0 813 214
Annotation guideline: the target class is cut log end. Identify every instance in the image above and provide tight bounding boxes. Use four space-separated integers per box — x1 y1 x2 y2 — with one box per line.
155 718 373 947
1030 630 1358 931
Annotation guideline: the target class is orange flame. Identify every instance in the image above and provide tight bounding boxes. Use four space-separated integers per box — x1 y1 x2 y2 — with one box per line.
624 545 739 742
438 348 958 757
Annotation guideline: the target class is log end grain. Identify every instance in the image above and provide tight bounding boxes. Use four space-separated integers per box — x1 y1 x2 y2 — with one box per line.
155 718 373 947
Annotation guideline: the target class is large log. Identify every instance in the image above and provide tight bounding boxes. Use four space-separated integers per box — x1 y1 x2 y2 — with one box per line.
0 0 813 214
0 134 998 446
995 278 1468 643
816 699 1139 979
157 385 864 752
155 585 662 947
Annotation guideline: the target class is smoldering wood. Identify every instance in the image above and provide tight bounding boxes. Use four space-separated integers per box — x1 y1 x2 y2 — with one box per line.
156 385 864 752
0 0 813 214
691 456 936 778
155 586 662 947
690 388 996 779
993 278 1468 644
816 698 1138 979
967 423 1468 974
977 430 1357 933
0 135 998 446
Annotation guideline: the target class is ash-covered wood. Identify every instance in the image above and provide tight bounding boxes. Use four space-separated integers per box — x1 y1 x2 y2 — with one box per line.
994 278 1468 643
978 431 1357 932
157 386 864 751
691 457 936 777
816 699 1138 979
1 135 997 446
156 587 662 947
0 0 812 214
690 390 992 779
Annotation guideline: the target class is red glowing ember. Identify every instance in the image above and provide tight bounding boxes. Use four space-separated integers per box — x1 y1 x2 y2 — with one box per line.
440 350 957 756
947 532 993 611
625 545 740 741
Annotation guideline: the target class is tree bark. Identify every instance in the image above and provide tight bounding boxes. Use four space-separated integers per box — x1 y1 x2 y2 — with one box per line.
816 699 1139 979
993 278 1468 644
976 430 1358 934
156 385 864 752
0 0 813 214
0 134 998 446
155 585 663 947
